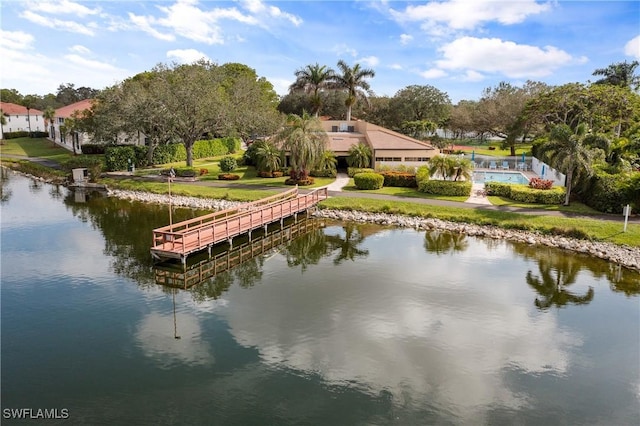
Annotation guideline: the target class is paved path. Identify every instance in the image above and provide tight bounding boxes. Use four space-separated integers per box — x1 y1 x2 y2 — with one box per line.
325 172 350 192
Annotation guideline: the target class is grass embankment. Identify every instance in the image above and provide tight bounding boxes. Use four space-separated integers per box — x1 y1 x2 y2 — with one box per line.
0 137 73 162
319 196 640 247
4 137 638 247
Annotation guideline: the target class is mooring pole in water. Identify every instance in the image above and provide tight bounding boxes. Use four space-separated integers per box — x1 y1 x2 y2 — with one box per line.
168 168 175 228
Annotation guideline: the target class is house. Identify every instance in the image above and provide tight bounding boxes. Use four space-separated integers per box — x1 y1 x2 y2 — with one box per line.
52 99 145 152
320 120 439 168
0 102 44 139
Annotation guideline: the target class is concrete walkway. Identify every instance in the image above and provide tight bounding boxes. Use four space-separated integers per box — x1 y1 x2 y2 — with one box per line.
325 172 350 192
465 182 492 205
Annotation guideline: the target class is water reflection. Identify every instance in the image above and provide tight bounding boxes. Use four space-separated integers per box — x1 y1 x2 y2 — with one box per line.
423 229 469 255
0 167 12 204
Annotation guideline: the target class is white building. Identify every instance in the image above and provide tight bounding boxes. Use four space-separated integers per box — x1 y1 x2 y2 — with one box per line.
0 102 45 138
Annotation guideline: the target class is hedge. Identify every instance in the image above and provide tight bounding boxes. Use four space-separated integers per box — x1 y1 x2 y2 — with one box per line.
486 182 565 204
218 173 240 180
354 172 384 190
2 131 48 139
418 180 472 196
379 171 417 188
581 172 639 213
510 185 565 204
105 145 136 171
310 169 337 178
80 144 106 155
348 167 375 177
285 177 315 186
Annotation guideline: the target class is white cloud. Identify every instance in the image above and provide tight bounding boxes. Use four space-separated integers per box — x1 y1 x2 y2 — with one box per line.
400 33 413 45
26 0 101 17
391 0 551 30
419 68 448 79
0 30 35 51
20 10 96 36
240 0 302 26
268 77 293 96
358 55 379 67
167 49 211 64
436 37 573 78
69 45 91 54
462 70 485 82
624 35 640 59
390 63 403 70
63 54 125 73
332 43 358 57
128 13 175 42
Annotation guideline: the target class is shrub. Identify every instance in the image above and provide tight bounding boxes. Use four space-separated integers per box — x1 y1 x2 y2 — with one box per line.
219 156 237 172
153 143 186 164
510 185 565 204
310 169 337 178
285 177 315 186
199 168 209 176
354 172 384 190
218 173 240 180
581 171 638 213
272 171 284 178
347 167 375 177
161 167 197 178
416 165 430 186
2 131 30 139
379 171 417 188
529 177 554 190
485 182 515 197
80 144 106 155
259 171 284 178
60 156 104 173
418 180 472 196
105 146 136 171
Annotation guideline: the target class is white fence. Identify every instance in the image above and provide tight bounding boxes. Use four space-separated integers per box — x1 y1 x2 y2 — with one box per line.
531 157 565 186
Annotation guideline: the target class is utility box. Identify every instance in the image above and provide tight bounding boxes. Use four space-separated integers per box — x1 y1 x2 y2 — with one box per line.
72 168 89 183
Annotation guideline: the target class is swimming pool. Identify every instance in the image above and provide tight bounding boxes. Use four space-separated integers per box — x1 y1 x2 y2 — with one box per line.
473 171 529 184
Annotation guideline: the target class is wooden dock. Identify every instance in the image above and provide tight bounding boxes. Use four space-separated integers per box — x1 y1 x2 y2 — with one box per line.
154 218 323 289
150 186 328 264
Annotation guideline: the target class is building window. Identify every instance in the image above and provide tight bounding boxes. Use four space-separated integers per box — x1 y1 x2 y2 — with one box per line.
404 157 429 162
375 157 402 162
58 117 64 124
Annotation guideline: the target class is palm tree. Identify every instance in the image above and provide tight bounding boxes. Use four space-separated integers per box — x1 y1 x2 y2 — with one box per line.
331 60 375 121
255 141 282 173
274 111 328 181
317 150 338 174
347 143 372 168
43 107 56 141
428 155 454 180
452 158 473 182
289 63 335 117
592 60 640 91
538 123 595 205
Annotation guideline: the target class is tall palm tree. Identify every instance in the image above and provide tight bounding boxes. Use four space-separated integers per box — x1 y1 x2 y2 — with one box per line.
592 60 640 91
538 123 595 206
317 150 338 174
274 111 328 181
347 143 372 168
43 107 56 141
331 60 375 121
289 63 335 117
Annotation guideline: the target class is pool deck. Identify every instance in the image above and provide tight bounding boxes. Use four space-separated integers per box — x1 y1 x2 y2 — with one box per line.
466 168 538 205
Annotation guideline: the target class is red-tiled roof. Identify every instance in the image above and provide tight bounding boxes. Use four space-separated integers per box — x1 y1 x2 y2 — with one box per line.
0 102 43 115
55 99 94 118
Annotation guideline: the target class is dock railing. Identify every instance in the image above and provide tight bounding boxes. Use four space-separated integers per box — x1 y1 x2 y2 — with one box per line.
151 187 328 261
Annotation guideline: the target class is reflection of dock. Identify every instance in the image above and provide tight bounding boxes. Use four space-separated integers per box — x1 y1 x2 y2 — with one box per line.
154 218 323 289
150 187 328 264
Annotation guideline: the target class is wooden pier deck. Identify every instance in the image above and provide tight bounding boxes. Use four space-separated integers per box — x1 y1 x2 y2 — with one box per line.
154 218 322 289
150 186 328 263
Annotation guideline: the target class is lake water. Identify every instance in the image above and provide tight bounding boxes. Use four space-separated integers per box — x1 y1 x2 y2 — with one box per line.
1 171 639 425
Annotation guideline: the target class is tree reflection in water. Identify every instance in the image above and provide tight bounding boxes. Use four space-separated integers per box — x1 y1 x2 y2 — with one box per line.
0 167 12 204
423 230 469 255
325 222 370 265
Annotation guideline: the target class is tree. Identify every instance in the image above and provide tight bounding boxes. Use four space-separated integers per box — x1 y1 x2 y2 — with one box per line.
331 60 375 121
317 150 337 174
22 94 39 135
255 141 282 173
538 123 595 205
289 63 336 117
477 81 548 155
592 60 640 91
389 85 452 131
0 88 22 104
274 111 328 180
347 143 372 168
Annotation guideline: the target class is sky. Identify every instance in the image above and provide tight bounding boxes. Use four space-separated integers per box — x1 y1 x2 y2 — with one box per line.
1 0 639 104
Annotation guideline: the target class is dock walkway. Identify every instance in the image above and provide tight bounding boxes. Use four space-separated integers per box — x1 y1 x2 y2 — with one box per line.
150 186 328 264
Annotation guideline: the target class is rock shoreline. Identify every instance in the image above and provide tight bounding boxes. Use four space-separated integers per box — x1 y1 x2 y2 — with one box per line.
108 189 639 272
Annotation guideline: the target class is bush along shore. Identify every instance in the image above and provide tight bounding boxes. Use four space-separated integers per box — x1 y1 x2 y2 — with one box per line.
104 188 640 273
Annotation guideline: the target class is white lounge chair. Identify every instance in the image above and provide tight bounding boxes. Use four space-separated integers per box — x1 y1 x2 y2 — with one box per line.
501 161 509 170
489 161 497 170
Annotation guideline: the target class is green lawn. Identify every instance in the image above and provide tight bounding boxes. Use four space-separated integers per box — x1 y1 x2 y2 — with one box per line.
342 180 468 202
319 196 640 247
0 137 73 162
447 143 532 158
